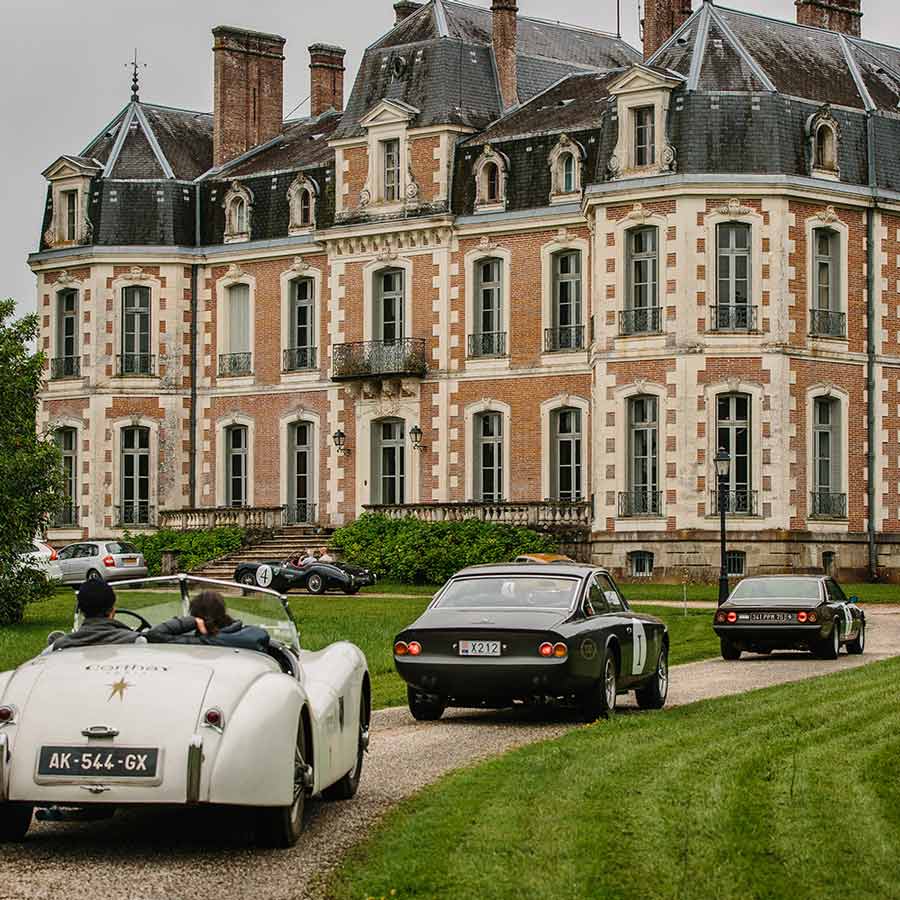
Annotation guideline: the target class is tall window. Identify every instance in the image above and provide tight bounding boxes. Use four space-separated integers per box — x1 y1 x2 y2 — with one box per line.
717 223 751 307
63 190 78 241
376 269 404 343
813 397 844 517
229 197 247 234
561 154 576 193
121 426 150 525
122 285 151 375
221 283 251 376
811 228 844 337
53 290 79 379
289 421 313 523
626 396 659 516
485 162 500 202
55 428 78 526
475 412 503 501
471 258 504 357
287 278 316 370
383 139 401 202
552 408 583 502
373 419 405 505
814 124 837 171
550 250 583 350
225 425 248 508
634 107 655 167
717 394 752 514
300 189 313 226
624 227 658 335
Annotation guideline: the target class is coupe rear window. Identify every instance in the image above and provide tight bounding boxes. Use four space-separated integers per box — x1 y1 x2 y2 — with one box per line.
436 576 580 610
730 579 821 602
106 542 138 554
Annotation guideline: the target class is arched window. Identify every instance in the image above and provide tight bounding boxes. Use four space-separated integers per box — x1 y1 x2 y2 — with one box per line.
814 124 837 172
300 190 312 226
230 197 246 234
475 146 508 209
561 154 575 194
485 162 500 202
224 181 253 241
287 176 318 233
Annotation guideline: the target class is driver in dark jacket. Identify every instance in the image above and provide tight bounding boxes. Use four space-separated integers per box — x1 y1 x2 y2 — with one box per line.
51 580 144 650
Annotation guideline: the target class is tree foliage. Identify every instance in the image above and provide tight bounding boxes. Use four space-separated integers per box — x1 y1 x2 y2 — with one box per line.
0 299 64 625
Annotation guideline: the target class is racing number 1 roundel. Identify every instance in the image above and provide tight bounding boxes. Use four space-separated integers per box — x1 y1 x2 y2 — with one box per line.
256 564 274 588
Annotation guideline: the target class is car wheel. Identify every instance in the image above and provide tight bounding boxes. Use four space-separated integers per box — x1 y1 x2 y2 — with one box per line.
343 585 359 595
635 644 668 711
407 686 445 721
256 717 310 849
322 697 368 801
817 622 841 660
0 804 33 843
86 569 103 582
307 573 326 595
847 619 866 655
579 648 618 722
239 572 256 586
720 637 742 661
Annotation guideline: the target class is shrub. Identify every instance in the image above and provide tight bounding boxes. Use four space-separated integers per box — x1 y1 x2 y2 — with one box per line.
331 515 557 584
0 564 56 626
125 527 247 576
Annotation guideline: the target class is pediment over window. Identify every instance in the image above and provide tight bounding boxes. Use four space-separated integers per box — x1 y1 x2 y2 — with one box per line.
42 156 103 181
359 99 421 130
607 65 684 96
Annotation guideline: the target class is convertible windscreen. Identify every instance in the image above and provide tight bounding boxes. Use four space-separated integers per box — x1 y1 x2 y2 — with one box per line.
730 579 821 602
436 576 580 610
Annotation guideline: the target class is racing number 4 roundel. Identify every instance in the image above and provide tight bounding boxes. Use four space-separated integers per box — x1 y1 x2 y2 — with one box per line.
256 564 274 588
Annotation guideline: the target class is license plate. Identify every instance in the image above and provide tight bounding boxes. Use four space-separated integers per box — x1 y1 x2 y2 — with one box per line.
123 557 138 565
37 746 159 778
459 640 501 657
744 612 793 622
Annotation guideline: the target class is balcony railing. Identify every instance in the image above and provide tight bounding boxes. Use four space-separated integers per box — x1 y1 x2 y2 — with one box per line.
467 332 507 359
50 356 81 380
544 325 585 352
219 352 253 377
332 339 428 380
118 501 155 527
618 490 663 518
283 346 317 372
810 491 847 519
711 490 759 516
285 502 318 526
809 309 846 339
710 305 758 332
117 354 155 377
362 499 592 536
52 503 79 528
159 506 287 531
619 307 662 336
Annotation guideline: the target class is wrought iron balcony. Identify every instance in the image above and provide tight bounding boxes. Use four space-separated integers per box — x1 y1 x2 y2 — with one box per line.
710 305 758 332
285 502 318 526
332 339 428 380
618 490 663 518
50 356 81 380
619 307 662 336
52 503 79 528
810 491 847 519
283 346 317 372
467 332 507 358
809 309 846 339
219 352 253 377
118 501 155 527
117 354 155 377
711 489 758 516
544 325 585 352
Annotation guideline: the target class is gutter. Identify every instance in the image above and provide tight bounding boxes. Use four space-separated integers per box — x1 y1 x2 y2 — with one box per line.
866 113 878 580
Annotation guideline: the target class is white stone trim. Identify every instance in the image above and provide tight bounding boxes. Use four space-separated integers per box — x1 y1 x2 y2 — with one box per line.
463 398 512 501
214 412 256 508
539 393 590 502
278 407 321 510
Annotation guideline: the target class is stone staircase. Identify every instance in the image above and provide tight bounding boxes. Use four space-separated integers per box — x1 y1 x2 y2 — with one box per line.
191 525 334 582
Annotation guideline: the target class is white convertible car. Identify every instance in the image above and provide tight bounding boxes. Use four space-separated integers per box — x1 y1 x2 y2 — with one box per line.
0 575 370 847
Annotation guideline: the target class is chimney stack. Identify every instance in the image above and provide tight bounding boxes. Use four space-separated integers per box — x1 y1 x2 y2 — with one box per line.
393 1 422 24
795 0 862 36
492 0 519 109
642 0 692 61
309 44 346 118
212 26 286 167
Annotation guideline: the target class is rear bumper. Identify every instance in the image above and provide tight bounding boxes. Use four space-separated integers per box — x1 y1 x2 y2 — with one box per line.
106 566 149 582
714 623 827 647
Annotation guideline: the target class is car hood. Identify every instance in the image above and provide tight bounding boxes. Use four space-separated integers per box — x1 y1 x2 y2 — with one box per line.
405 607 571 632
722 598 824 611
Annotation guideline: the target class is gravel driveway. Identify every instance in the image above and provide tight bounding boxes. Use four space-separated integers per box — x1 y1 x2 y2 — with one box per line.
3 605 898 900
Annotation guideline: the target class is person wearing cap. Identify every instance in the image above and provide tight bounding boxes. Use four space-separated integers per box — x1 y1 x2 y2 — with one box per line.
51 580 145 651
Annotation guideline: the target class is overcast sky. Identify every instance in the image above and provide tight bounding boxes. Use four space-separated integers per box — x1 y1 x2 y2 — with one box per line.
2 0 898 318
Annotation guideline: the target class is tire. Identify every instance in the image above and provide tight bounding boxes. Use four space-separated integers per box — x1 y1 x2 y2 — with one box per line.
255 717 310 849
239 572 256 586
307 573 326 595
407 686 445 721
816 622 841 660
635 644 669 710
0 804 33 843
846 619 866 655
579 648 618 722
343 585 359 595
720 637 742 661
322 697 368 801
86 569 103 582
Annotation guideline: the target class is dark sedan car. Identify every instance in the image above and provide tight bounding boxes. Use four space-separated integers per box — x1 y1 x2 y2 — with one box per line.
234 558 376 595
394 563 669 722
713 575 865 660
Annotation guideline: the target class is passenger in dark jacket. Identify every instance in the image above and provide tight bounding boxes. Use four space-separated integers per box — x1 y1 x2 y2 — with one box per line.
52 580 144 650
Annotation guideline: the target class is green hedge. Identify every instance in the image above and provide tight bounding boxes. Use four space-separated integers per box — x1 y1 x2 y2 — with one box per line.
331 515 557 585
124 527 247 576
0 565 56 626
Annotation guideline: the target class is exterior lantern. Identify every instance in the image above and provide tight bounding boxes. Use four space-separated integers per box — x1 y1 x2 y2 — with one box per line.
333 429 349 455
410 424 424 451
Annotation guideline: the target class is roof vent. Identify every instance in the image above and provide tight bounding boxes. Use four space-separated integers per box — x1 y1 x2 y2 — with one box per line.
392 56 408 78
676 34 690 45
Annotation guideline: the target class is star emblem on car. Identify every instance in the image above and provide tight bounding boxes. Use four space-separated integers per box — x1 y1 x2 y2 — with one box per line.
107 678 133 702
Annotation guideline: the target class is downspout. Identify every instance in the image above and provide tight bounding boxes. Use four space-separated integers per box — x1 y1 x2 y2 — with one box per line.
188 184 201 509
866 112 878 580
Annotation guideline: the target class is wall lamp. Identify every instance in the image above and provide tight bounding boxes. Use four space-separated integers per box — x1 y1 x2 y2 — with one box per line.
410 425 426 452
333 429 351 456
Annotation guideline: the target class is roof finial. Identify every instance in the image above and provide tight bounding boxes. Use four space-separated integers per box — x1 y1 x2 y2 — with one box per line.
127 49 146 102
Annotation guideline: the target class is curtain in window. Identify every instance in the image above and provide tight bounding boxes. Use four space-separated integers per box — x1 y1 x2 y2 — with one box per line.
228 284 250 354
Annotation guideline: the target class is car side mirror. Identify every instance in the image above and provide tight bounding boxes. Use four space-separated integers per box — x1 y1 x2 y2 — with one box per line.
47 630 65 647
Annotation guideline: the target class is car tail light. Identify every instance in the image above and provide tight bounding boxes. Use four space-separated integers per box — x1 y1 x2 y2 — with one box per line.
715 612 726 623
203 708 224 730
797 611 808 623
553 642 568 658
726 611 738 624
408 641 422 656
0 705 15 724
49 549 58 561
538 642 554 657
809 612 818 623
102 555 116 568
394 641 409 656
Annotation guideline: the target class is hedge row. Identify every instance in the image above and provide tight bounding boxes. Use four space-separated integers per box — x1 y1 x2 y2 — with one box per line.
331 515 557 585
124 526 247 576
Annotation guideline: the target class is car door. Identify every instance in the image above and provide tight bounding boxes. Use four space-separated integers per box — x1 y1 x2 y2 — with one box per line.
56 544 81 583
592 573 638 685
826 579 855 640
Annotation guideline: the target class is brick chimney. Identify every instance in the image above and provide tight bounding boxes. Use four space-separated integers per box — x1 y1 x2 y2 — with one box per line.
796 0 862 36
309 44 346 117
213 26 286 167
393 1 422 24
642 0 693 60
492 0 519 109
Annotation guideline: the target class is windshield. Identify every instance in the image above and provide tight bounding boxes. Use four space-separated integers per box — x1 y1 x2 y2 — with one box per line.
106 541 138 554
435 575 580 610
730 578 821 602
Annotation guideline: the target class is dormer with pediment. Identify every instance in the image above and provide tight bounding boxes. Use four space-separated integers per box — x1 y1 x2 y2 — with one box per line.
41 156 102 248
606 65 683 181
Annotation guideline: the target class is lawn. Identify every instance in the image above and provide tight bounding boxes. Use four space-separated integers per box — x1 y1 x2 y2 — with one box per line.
328 657 900 900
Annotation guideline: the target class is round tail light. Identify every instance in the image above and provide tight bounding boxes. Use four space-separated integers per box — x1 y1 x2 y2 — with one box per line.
809 612 818 623
797 611 808 623
408 641 422 656
553 642 568 658
726 611 738 623
394 641 409 656
102 555 116 568
538 642 554 657
203 708 223 728
0 705 15 724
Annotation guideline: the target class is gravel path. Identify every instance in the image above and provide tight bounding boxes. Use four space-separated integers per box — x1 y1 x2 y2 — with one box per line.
3 606 899 900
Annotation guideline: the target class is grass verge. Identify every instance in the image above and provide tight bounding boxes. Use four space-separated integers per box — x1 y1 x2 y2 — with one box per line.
328 657 900 900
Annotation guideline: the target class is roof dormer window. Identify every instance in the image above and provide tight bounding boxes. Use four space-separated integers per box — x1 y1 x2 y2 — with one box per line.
634 107 656 167
809 105 840 181
474 145 509 213
287 175 319 234
223 181 253 243
548 134 585 204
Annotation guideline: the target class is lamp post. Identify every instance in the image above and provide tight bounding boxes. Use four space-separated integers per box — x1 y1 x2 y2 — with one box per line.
714 448 731 606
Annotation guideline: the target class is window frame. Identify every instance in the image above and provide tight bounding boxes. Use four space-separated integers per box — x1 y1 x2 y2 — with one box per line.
725 550 746 577
716 393 753 504
63 190 78 242
630 551 654 578
474 411 504 502
372 417 406 505
633 106 656 168
551 407 583 503
225 424 249 508
717 222 752 308
382 138 401 203
290 277 316 366
627 226 659 313
121 425 151 525
627 395 659 515
375 268 405 344
56 289 79 360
